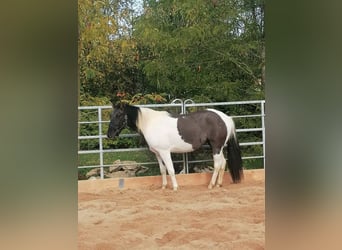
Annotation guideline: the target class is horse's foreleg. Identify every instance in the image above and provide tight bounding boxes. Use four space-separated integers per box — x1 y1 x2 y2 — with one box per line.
159 151 178 191
156 154 167 189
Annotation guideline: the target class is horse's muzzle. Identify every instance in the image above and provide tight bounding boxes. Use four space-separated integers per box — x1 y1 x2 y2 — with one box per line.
107 133 114 139
107 130 119 139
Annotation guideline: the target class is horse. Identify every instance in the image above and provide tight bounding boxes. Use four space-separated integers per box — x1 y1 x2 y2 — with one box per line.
107 103 243 191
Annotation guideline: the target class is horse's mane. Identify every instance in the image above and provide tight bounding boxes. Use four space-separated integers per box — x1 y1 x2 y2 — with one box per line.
124 104 140 131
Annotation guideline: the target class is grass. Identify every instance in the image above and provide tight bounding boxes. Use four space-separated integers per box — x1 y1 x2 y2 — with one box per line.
78 149 264 180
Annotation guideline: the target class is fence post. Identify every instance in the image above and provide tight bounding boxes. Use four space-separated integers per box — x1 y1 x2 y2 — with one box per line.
171 99 187 173
98 107 104 179
171 98 184 114
183 99 195 114
183 99 195 173
261 101 265 169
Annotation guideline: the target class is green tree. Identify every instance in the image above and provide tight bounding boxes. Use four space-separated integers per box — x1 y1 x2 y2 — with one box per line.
134 0 265 101
78 0 265 102
78 0 141 100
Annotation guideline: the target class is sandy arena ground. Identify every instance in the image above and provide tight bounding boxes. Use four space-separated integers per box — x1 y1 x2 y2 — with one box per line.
78 170 264 249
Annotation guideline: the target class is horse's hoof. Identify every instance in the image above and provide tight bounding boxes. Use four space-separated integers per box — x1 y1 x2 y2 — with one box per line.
162 185 166 189
173 187 178 191
208 184 213 189
216 184 222 188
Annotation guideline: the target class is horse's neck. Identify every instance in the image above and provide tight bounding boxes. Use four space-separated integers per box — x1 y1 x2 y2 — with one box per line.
137 107 168 132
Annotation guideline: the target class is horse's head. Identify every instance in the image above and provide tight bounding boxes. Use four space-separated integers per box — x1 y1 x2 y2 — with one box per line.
107 104 127 139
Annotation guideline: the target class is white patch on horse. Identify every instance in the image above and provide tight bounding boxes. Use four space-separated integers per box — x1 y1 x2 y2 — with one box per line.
137 107 194 153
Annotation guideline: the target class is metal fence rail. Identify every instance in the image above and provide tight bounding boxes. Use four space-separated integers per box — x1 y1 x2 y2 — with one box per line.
78 100 265 179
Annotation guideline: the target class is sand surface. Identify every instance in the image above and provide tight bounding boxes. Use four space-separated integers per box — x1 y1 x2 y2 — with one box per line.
78 171 264 249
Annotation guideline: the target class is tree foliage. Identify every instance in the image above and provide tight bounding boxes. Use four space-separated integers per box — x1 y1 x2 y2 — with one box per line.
78 0 265 102
134 0 265 101
78 0 140 97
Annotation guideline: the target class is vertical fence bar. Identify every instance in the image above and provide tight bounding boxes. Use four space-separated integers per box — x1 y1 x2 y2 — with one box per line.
183 99 195 173
182 101 187 173
171 99 187 173
261 100 265 169
98 107 104 179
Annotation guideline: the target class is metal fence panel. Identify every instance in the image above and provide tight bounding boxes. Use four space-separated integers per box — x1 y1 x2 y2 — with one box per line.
78 100 265 179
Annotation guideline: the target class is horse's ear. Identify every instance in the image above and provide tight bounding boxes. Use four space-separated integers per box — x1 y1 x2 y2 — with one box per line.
119 101 130 109
110 98 117 107
110 98 124 109
112 101 128 110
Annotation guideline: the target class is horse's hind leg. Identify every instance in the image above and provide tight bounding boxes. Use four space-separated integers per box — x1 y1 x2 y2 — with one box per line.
217 156 226 187
208 152 225 189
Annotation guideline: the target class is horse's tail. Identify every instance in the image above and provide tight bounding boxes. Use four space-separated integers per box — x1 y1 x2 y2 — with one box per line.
226 129 243 183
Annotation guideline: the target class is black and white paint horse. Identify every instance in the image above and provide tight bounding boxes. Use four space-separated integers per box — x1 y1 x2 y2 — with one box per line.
107 103 243 191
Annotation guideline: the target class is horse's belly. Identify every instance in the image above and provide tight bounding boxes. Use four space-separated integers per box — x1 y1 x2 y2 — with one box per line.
151 133 194 153
144 123 194 153
169 138 194 153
